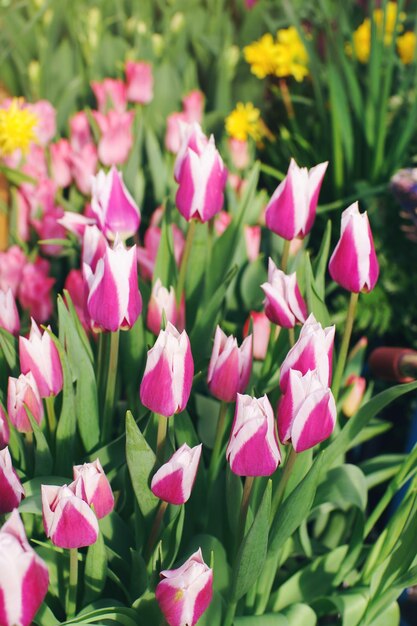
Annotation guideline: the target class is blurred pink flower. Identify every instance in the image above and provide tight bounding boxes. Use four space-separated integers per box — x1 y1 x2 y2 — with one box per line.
137 224 185 281
91 78 127 113
50 139 73 188
18 258 55 322
228 138 250 170
64 269 90 331
70 111 93 152
70 143 99 195
93 110 135 166
28 100 56 146
182 90 204 122
125 61 154 104
0 246 26 297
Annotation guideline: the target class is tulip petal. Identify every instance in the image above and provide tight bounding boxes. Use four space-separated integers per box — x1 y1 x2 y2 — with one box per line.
291 389 336 452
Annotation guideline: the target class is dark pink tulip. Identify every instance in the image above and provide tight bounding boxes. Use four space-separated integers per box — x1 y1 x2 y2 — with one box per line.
91 78 127 113
278 369 337 452
207 326 252 402
19 319 63 398
0 447 25 514
72 459 114 519
140 323 194 417
227 394 281 476
64 269 91 331
0 405 10 449
265 158 328 240
261 258 307 328
0 289 20 336
0 246 26 297
0 510 49 626
329 202 379 293
7 372 44 433
125 61 153 104
151 443 202 505
243 311 271 361
155 548 213 626
93 110 135 167
147 279 178 335
18 259 55 323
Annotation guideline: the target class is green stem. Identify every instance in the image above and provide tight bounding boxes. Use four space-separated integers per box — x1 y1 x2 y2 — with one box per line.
238 476 255 545
332 292 359 402
271 446 297 520
101 330 120 443
67 548 78 618
45 396 57 437
224 600 238 626
176 219 196 306
288 327 295 347
156 413 168 463
281 239 291 272
261 325 281 377
208 401 228 485
146 500 169 561
97 331 108 405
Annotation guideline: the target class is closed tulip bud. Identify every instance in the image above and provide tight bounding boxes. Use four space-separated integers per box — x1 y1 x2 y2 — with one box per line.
19 319 63 398
83 238 142 332
265 158 328 240
207 326 252 402
125 61 154 104
329 202 379 293
244 224 261 261
7 372 44 433
342 375 366 417
140 323 194 417
0 447 25 514
91 78 127 113
155 548 213 626
261 258 307 328
0 288 20 336
243 311 271 360
82 224 108 272
0 510 49 626
227 394 281 476
41 483 99 549
147 279 178 335
174 122 209 181
72 459 114 519
280 313 335 393
0 404 9 449
278 369 337 452
151 443 202 504
90 167 141 241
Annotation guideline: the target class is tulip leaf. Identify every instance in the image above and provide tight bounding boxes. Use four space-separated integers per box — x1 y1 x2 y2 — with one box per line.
153 204 178 289
314 464 367 512
24 406 53 476
231 480 272 601
234 615 288 625
83 530 108 607
61 606 138 625
0 327 18 372
303 252 331 327
125 411 159 520
312 219 332 298
33 602 59 626
145 126 167 203
158 504 185 570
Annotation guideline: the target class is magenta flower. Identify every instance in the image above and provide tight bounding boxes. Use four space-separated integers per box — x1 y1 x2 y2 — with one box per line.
0 447 25 514
151 443 202 505
93 110 135 167
0 405 10 449
261 258 307 328
18 258 55 323
29 99 56 145
137 224 185 281
207 326 252 402
0 246 26 297
72 459 114 519
147 279 178 335
7 372 44 433
19 319 63 398
82 224 108 272
125 61 154 104
243 311 271 361
174 122 209 181
0 288 20 336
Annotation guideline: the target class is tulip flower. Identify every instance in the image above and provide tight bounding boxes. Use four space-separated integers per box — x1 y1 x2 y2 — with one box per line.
0 510 49 626
18 258 55 323
90 167 141 240
91 78 127 113
182 90 204 122
261 258 307 328
83 238 142 333
265 158 328 240
70 111 92 152
41 483 99 549
243 311 271 360
227 394 281 476
0 404 9 449
50 139 73 188
165 112 188 154
93 110 135 167
140 322 194 417
137 223 185 281
82 224 108 271
19 319 63 398
58 212 96 240
277 369 337 452
155 548 213 626
244 225 261 261
0 245 26 297
174 122 209 181
7 372 44 433
151 443 202 505
72 459 114 519
147 279 178 335
328 202 379 293
207 326 252 403
125 61 154 104
29 99 56 145
0 447 25 514
0 288 20 335
280 313 335 393
342 375 366 417
70 143 98 195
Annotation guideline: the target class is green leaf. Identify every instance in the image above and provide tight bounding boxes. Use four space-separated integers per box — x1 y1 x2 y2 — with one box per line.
283 603 317 626
314 464 367 512
145 127 167 203
61 606 138 625
153 206 178 289
0 328 18 372
312 220 332 298
303 253 330 327
125 411 158 520
24 406 53 476
83 530 108 607
154 505 185 570
234 615 288 625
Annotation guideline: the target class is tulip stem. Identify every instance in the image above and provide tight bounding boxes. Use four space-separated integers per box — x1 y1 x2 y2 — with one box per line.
67 548 78 618
208 401 228 486
101 330 120 443
156 414 168 462
146 499 169 562
271 446 297 520
281 239 291 272
332 292 359 403
288 327 295 347
238 476 255 545
45 396 57 437
176 218 196 306
224 600 238 626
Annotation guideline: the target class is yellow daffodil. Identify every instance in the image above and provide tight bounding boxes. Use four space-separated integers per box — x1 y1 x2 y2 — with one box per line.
225 102 263 142
351 1 405 64
274 26 309 82
244 34 281 79
397 31 416 64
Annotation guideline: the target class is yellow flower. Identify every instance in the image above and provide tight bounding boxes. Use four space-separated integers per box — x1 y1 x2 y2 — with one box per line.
0 98 38 157
352 19 372 63
397 31 416 64
351 1 405 64
274 26 309 82
244 34 281 79
225 102 262 141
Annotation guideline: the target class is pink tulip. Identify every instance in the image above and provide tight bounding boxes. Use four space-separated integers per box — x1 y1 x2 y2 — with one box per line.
137 224 185 281
156 548 213 626
72 459 114 519
64 269 90 331
58 212 96 240
0 405 9 449
90 167 140 240
125 61 154 104
261 258 307 328
151 443 202 505
18 258 55 323
93 110 135 167
227 394 281 476
7 372 44 433
329 202 379 293
243 311 271 360
50 139 73 188
70 143 98 195
0 289 20 335
35 206 67 257
19 318 63 398
265 158 328 240
91 78 127 113
0 246 26 297
214 210 232 236
29 99 56 146
140 322 194 417
278 369 337 452
70 111 92 152
207 326 252 402
84 238 142 332
244 225 261 261
280 313 335 393
82 224 108 272
228 137 250 170
147 279 178 335
342 375 366 417
174 122 210 182
165 112 188 154
0 510 49 626
182 90 205 123
41 483 99 549
0 448 25 514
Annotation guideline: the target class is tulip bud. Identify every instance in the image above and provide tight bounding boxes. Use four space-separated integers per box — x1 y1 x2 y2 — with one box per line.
174 122 209 181
72 459 114 519
244 225 261 261
140 323 194 417
243 311 271 360
265 158 328 240
125 61 154 104
227 394 281 476
147 279 178 335
328 202 379 293
151 443 202 504
83 238 142 332
41 483 99 549
7 372 44 433
278 369 337 452
261 258 307 328
207 326 252 402
155 548 213 626
0 404 10 449
90 167 141 240
82 224 108 272
280 313 335 393
0 288 20 336
0 510 49 626
91 78 127 114
342 375 366 417
0 447 25 514
19 319 63 398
